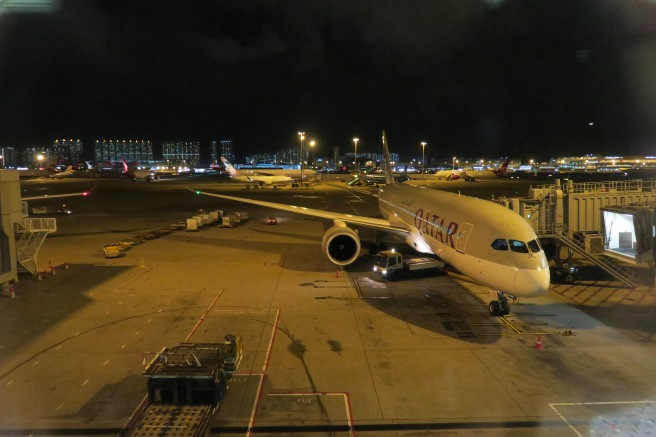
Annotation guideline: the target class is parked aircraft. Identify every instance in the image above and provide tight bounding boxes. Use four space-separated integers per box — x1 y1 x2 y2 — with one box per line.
435 159 510 181
193 133 549 315
221 157 293 187
46 165 75 179
347 173 409 186
122 158 178 181
243 167 317 178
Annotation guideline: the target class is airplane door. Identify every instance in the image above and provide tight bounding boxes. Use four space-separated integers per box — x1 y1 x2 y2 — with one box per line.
455 222 474 253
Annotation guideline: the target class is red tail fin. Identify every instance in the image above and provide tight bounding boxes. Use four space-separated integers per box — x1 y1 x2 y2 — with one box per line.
494 159 509 176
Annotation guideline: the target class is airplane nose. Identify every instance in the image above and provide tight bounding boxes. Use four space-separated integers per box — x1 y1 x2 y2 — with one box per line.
514 267 550 297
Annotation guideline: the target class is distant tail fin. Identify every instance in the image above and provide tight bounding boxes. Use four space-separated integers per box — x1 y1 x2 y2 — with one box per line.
121 157 129 173
382 131 394 185
494 158 510 176
221 156 240 177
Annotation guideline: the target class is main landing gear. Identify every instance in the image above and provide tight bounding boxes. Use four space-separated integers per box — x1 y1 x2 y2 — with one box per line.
489 291 514 316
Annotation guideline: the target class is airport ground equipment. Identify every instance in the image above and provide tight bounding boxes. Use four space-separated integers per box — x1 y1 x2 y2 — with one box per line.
373 250 444 279
186 217 199 231
219 215 236 227
31 205 72 215
103 245 121 258
123 335 243 437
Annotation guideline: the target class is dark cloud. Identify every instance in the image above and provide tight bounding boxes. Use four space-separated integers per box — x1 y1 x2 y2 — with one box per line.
1 0 656 161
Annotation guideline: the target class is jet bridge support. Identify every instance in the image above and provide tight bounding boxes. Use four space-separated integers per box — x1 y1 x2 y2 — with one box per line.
554 232 639 288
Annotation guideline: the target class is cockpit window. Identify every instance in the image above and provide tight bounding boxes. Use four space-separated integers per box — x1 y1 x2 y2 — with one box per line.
491 239 508 250
509 239 529 253
528 239 542 253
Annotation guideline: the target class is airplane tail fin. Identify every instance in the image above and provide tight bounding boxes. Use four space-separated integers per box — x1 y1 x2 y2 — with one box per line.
382 130 395 185
221 156 240 177
494 158 510 176
121 157 129 173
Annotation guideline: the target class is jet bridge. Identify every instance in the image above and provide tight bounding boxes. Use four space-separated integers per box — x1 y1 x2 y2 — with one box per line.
0 170 24 294
497 179 656 287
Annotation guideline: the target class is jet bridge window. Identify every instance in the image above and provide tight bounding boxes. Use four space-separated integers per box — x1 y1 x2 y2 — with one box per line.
491 239 508 250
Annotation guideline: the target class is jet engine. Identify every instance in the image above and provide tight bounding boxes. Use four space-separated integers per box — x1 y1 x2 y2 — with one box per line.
322 222 361 266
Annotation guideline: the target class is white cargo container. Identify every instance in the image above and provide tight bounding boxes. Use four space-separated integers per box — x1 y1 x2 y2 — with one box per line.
192 215 205 227
219 215 236 227
235 211 248 222
202 213 211 225
186 217 199 231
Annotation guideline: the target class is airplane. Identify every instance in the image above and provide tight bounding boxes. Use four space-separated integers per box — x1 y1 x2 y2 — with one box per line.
221 157 294 187
435 159 510 181
192 132 549 316
242 167 317 179
347 173 409 186
122 158 177 181
46 165 75 179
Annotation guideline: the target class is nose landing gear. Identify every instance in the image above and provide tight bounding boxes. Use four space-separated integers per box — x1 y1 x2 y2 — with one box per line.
489 291 514 316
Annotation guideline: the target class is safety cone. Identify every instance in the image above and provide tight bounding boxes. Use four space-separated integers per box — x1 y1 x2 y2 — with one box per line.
9 286 15 299
64 262 69 270
50 265 56 275
336 269 340 278
534 335 544 350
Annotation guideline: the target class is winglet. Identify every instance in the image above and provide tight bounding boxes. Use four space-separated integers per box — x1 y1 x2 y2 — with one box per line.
382 130 394 185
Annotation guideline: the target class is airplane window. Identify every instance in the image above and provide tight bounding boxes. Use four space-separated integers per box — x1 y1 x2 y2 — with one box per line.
528 239 542 253
509 239 529 253
491 239 508 250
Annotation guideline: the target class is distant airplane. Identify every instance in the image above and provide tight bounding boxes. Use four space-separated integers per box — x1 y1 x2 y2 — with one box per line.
347 173 409 186
122 158 178 181
46 165 75 179
221 157 293 187
194 133 549 316
245 167 317 179
435 159 510 181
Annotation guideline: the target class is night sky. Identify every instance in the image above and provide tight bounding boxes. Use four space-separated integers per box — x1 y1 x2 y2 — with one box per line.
1 0 655 162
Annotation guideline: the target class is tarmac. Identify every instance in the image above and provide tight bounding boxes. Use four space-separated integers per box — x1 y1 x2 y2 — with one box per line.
1 177 656 436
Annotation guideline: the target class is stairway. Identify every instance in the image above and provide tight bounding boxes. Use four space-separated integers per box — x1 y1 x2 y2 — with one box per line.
555 232 640 289
14 218 57 275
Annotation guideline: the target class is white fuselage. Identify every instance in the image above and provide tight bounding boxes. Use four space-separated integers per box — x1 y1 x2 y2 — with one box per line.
377 183 549 298
231 174 293 186
245 168 316 178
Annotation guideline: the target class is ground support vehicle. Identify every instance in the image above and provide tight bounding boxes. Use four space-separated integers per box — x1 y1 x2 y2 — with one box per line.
124 334 243 437
31 205 72 215
218 215 237 227
373 250 444 279
103 245 121 258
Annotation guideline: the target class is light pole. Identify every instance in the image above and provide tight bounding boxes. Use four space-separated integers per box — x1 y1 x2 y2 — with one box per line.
298 132 305 182
452 156 456 171
353 137 359 171
421 142 426 178
309 140 315 167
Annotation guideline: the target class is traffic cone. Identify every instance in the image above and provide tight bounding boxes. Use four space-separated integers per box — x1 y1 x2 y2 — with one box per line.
534 335 544 350
336 269 340 278
64 262 69 270
9 286 15 299
50 265 56 275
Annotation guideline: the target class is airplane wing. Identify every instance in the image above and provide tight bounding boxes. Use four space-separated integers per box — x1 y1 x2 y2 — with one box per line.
190 189 410 235
21 190 92 201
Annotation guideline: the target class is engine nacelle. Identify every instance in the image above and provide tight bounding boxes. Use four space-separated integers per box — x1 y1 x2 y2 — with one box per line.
322 223 361 266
